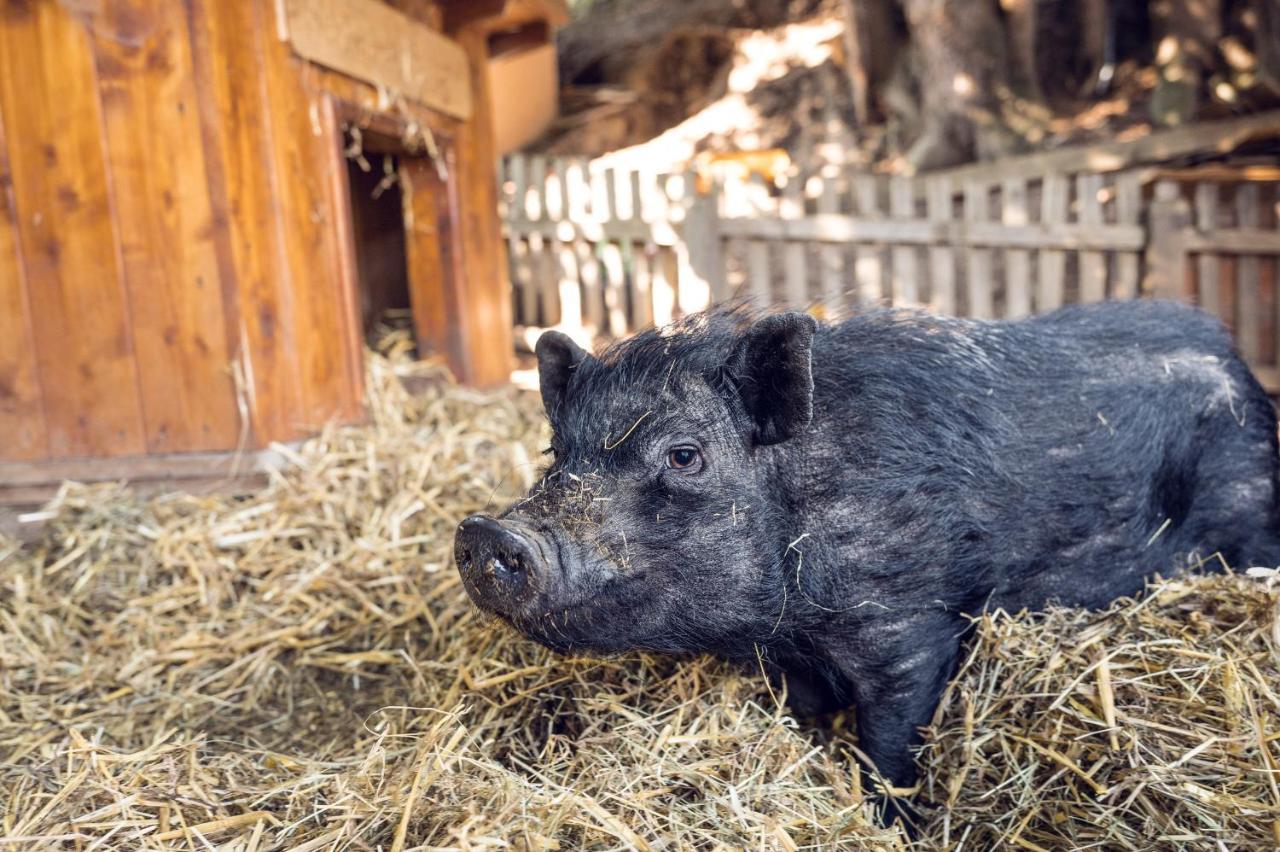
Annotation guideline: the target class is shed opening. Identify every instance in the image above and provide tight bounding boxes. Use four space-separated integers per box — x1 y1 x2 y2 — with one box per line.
345 150 412 347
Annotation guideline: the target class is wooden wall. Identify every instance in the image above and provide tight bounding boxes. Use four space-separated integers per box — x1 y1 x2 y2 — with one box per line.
0 0 513 472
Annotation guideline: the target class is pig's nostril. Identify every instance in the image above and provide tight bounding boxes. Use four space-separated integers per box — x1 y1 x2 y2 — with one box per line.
488 554 520 579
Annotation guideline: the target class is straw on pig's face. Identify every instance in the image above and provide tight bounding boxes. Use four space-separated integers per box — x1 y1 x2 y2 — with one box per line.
456 316 801 659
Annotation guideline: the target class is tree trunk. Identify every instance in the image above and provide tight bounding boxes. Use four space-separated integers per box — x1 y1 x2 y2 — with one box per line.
1150 0 1223 126
900 0 1018 170
1001 0 1043 103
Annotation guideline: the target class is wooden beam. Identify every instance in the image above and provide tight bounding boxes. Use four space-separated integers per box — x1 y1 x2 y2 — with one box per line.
442 0 507 32
0 446 295 508
282 0 472 120
924 110 1280 185
488 21 550 58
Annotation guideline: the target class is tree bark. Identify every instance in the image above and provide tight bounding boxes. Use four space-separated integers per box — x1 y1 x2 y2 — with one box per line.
1150 0 1223 126
900 0 1018 170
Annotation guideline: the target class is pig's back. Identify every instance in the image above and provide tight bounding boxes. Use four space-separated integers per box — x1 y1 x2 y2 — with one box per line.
808 300 1279 613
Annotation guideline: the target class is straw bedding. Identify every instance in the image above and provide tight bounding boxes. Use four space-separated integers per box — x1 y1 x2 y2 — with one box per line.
2 346 1279 850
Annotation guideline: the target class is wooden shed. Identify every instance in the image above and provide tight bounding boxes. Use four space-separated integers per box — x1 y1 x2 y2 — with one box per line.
0 0 568 505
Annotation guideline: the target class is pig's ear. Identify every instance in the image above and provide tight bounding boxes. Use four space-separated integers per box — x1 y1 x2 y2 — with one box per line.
727 312 817 445
536 330 589 418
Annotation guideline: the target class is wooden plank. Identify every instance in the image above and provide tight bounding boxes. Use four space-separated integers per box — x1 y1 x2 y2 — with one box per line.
631 242 653 329
652 245 678 328
577 163 605 331
853 174 882 309
0 99 47 460
319 97 367 403
601 169 628 335
1179 229 1280 254
92 0 240 454
261 0 364 422
441 25 514 384
0 445 293 508
528 157 552 325
748 240 771 307
281 0 471 119
1113 172 1142 299
1236 184 1262 363
680 170 723 312
509 235 534 325
0 2 147 459
1038 173 1068 311
627 170 651 328
550 157 583 331
507 156 537 325
1001 178 1031 317
190 0 303 444
1142 180 1191 300
1077 173 1106 302
818 169 845 315
1194 182 1220 315
402 154 464 377
889 176 918 307
926 176 955 315
667 215 1147 251
964 181 994 318
781 174 807 308
923 110 1280 190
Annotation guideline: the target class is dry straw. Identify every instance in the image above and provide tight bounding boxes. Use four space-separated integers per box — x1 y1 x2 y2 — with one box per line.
2 335 1278 849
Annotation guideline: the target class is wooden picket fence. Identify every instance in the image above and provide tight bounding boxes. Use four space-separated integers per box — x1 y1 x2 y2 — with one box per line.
501 132 1280 390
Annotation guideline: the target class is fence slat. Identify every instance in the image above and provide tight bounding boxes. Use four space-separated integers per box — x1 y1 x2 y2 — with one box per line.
529 157 553 324
1194 182 1219 316
1237 184 1262 363
927 176 955 315
654 243 678 328
782 173 807 307
853 174 882 309
631 243 653 329
1001 177 1031 317
1038 173 1068 311
547 158 581 331
1113 173 1141 299
818 169 845 315
965 181 994 318
679 171 718 314
600 168 628 336
1077 173 1106 302
1143 180 1190 301
890 176 918 307
506 156 535 325
651 173 678 325
748 240 770 306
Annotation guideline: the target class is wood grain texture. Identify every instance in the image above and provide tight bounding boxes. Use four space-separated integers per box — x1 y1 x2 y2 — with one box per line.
402 154 459 376
189 0 303 443
92 0 240 453
0 99 47 460
448 25 513 386
259 3 364 426
0 2 147 459
282 0 471 119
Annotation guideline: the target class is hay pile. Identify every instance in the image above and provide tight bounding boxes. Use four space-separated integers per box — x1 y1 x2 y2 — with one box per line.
2 346 1279 850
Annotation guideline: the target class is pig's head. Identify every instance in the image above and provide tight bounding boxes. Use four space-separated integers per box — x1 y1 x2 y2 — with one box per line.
455 310 818 658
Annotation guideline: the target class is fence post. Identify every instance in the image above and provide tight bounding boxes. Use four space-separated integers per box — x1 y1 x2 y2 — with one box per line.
681 171 725 313
1142 179 1190 300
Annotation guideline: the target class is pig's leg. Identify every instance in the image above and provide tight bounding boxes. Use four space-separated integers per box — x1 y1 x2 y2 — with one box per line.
834 613 963 792
770 663 853 717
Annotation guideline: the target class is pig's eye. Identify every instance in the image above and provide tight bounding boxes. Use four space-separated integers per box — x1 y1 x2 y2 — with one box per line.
666 446 702 472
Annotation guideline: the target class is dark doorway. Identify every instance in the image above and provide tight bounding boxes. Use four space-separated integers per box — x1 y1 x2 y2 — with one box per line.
345 149 412 342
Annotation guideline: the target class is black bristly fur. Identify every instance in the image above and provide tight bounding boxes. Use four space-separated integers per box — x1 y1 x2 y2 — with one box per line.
487 300 1280 812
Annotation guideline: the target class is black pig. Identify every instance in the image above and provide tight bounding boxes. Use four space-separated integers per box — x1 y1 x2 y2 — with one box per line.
455 300 1280 808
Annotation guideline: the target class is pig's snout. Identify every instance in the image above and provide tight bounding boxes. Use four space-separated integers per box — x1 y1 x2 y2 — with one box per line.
455 515 544 613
